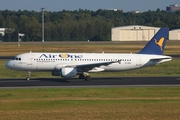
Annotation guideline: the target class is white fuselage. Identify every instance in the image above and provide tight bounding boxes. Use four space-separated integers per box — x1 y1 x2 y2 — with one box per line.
6 52 172 72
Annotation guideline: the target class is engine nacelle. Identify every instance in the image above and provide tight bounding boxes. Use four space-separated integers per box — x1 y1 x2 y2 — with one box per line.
52 68 77 77
52 66 77 78
61 67 77 78
52 65 78 78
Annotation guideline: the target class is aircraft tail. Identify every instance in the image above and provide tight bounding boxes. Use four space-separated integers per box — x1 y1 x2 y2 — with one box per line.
138 28 169 55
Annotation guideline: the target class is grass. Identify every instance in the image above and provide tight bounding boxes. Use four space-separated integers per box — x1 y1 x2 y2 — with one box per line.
0 41 180 56
0 87 180 119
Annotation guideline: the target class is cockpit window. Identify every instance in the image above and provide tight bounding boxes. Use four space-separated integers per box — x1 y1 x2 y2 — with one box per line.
12 57 21 61
12 57 16 60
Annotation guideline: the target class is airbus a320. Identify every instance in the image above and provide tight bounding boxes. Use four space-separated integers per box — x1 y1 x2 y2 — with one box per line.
6 28 172 81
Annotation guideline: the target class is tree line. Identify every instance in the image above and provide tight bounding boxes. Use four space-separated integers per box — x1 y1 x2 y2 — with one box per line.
0 9 180 42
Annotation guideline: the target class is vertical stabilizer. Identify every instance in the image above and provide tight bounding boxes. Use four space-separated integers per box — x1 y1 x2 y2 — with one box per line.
138 28 169 55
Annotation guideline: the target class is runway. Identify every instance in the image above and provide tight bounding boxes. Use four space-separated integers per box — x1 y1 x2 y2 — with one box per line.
0 77 180 88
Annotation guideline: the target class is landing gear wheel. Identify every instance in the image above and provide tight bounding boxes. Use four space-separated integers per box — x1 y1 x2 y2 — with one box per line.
26 77 30 81
85 76 91 81
79 74 85 79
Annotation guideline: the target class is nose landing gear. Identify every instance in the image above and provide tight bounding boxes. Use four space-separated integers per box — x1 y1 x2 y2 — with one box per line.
26 71 31 81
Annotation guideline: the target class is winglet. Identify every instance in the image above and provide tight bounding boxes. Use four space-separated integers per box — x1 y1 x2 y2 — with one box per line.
138 28 169 55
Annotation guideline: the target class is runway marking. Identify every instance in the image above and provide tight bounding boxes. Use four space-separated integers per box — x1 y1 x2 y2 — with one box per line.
0 80 41 82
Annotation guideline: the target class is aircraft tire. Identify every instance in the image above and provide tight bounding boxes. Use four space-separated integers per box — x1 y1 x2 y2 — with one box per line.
26 77 30 81
79 74 85 79
85 76 91 81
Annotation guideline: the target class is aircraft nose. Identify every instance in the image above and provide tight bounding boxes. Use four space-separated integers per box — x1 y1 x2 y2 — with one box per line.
6 61 13 69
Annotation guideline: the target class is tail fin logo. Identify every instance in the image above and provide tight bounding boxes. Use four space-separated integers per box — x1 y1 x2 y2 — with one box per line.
154 37 164 51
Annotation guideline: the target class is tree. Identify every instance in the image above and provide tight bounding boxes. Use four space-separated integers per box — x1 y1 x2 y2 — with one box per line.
0 9 179 41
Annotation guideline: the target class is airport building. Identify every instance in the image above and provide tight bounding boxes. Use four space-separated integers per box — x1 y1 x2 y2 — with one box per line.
111 25 180 41
0 28 25 41
0 28 5 36
169 29 180 40
111 25 160 41
166 4 180 12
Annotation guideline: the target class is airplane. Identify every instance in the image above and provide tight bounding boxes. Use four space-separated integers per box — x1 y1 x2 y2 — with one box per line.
6 28 172 81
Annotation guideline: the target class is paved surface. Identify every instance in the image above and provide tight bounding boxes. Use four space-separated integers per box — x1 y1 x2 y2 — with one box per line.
0 77 180 88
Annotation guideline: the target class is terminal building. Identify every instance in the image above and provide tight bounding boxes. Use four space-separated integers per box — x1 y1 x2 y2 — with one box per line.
111 25 180 41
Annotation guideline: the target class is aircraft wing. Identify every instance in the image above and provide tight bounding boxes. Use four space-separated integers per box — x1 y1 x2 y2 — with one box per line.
66 61 118 72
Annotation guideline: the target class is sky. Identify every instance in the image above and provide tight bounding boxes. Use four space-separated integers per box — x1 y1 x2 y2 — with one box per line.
0 0 180 12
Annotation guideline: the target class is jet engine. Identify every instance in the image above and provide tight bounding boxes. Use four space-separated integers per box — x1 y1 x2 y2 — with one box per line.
52 67 77 78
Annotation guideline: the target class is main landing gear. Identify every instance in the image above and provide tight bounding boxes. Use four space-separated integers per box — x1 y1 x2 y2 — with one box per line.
26 71 31 81
79 73 91 81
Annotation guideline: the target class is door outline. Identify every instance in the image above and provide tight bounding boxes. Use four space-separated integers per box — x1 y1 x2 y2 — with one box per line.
27 55 32 65
136 55 142 67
